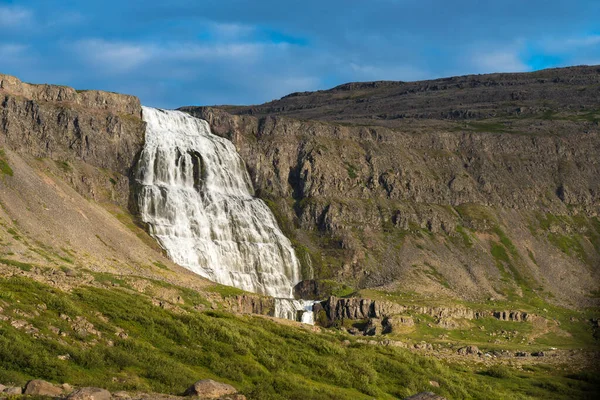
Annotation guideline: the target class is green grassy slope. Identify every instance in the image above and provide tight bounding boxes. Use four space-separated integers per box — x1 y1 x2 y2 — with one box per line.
0 275 598 400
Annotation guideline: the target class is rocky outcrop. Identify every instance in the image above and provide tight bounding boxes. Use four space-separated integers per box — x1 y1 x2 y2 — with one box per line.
317 296 538 329
182 68 600 305
0 74 140 116
0 73 144 208
318 296 406 322
66 387 112 400
225 294 275 315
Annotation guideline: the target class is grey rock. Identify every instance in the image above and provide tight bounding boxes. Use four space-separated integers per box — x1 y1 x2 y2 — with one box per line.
184 379 238 398
66 387 112 400
23 379 63 397
3 386 23 395
457 345 481 356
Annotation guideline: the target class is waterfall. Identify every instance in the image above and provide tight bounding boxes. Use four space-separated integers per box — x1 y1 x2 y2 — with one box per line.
136 107 314 322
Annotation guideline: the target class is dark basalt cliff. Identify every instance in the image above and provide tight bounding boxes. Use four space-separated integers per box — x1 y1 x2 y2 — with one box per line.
182 66 600 308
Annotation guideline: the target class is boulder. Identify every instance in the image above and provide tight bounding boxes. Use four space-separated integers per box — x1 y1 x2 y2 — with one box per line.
24 379 63 397
457 345 481 356
0 384 5 392
66 387 112 400
404 392 447 400
3 386 23 395
184 379 238 398
363 318 383 336
383 315 415 333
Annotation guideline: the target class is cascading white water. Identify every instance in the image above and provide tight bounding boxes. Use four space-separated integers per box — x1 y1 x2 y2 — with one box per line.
136 107 314 322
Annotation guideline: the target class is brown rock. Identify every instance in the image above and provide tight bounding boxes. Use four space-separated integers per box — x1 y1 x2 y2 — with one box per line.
24 379 63 397
66 387 112 400
184 379 238 398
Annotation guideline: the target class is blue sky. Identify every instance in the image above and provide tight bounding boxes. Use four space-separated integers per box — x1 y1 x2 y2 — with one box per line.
1 0 599 108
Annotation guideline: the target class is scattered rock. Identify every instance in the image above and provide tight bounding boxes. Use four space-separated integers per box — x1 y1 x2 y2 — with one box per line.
457 345 481 356
347 327 361 335
67 387 112 400
71 316 101 337
184 379 238 398
414 342 433 350
404 392 447 400
531 351 545 357
62 383 74 392
515 351 530 357
113 391 131 398
429 380 440 387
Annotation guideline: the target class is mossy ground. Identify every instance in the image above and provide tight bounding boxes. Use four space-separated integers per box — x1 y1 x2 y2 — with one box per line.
0 149 14 177
1 275 598 399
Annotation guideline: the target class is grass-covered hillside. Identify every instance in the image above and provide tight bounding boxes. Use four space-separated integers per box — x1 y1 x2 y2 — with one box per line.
1 274 599 400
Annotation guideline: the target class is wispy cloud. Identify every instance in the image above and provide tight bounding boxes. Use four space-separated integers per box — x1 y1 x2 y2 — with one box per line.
538 34 600 52
0 5 33 28
209 22 255 39
71 38 293 75
0 43 28 56
471 48 529 73
74 39 154 73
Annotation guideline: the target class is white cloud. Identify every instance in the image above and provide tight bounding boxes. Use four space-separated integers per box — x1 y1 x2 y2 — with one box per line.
168 42 265 60
71 38 292 75
471 49 529 73
539 34 600 53
0 43 28 57
74 39 154 73
0 5 33 28
209 22 255 39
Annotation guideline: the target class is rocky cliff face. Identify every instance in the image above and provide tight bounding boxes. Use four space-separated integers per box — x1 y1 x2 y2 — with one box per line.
0 73 144 207
1 68 598 310
182 66 600 308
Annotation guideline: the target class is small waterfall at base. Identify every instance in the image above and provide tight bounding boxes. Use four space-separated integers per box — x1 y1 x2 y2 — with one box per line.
136 107 314 322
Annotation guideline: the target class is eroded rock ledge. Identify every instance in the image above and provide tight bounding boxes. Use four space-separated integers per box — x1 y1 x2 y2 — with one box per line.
315 296 532 328
0 73 145 207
